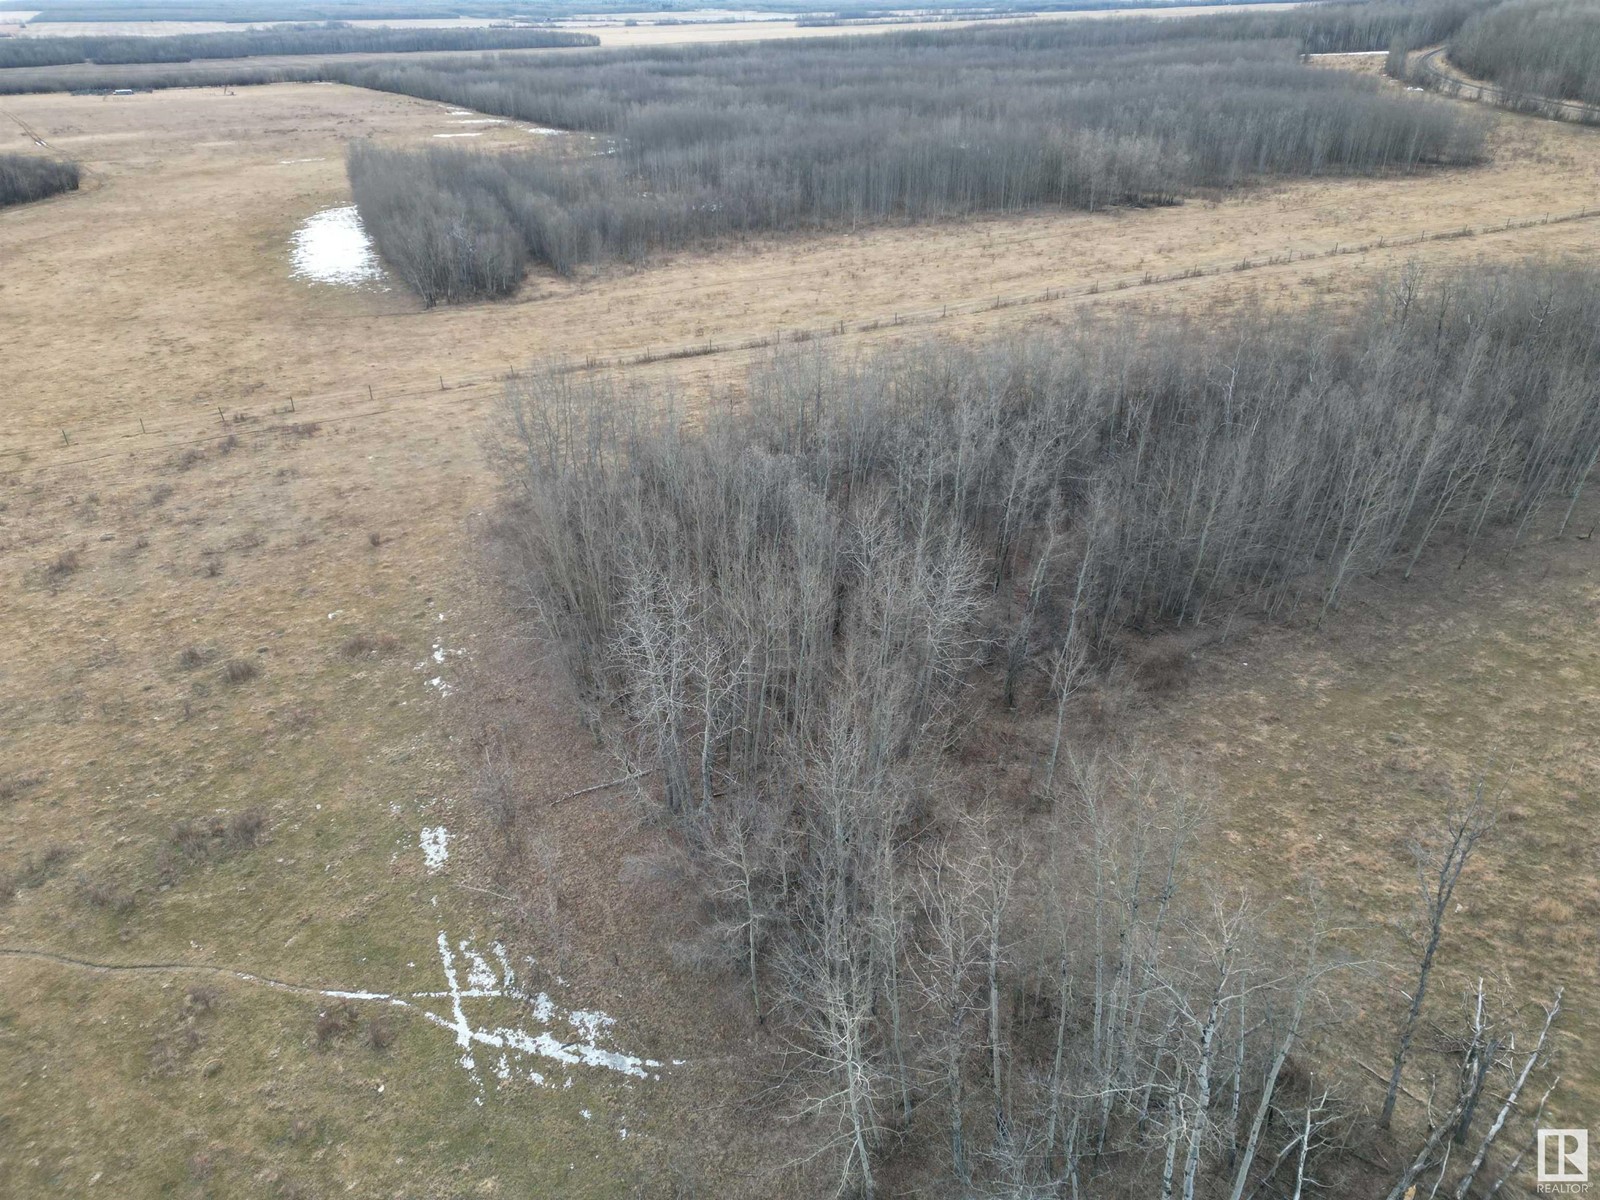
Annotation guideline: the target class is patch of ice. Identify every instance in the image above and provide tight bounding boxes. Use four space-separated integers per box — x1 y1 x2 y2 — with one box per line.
420 826 451 873
289 206 384 287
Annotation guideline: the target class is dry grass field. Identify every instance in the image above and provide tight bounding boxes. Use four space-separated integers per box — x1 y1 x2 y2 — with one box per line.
1 58 1597 1196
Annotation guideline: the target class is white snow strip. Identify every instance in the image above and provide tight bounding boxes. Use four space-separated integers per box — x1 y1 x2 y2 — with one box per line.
289 206 384 287
453 118 505 125
432 131 483 139
524 126 565 136
420 826 451 873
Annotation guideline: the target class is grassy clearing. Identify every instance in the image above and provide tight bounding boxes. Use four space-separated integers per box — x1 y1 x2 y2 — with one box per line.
1 66 1597 1197
1137 504 1600 1127
0 419 663 1195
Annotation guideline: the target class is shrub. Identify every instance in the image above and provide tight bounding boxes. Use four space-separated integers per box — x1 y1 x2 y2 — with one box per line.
226 807 267 851
222 658 259 685
364 1014 396 1051
0 154 79 208
77 873 136 913
314 1001 359 1047
44 549 80 582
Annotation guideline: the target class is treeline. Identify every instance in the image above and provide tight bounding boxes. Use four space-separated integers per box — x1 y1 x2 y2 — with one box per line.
1450 0 1600 106
0 24 597 69
491 261 1590 1196
343 24 1483 302
0 58 319 92
0 154 80 207
1173 0 1492 53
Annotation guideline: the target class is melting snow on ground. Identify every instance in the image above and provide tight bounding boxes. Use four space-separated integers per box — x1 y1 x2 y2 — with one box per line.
417 633 463 697
525 126 564 136
420 826 452 873
425 932 665 1104
282 926 666 1107
454 118 505 125
289 205 385 287
433 131 483 138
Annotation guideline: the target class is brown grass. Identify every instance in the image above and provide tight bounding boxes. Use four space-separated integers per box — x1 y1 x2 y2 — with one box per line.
0 68 1595 1199
1134 507 1600 1127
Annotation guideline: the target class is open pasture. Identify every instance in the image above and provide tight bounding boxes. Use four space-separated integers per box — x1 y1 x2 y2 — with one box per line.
1 50 1597 1197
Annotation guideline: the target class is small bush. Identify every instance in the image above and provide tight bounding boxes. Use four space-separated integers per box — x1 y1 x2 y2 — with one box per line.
222 658 259 685
44 549 80 582
226 807 266 851
339 632 398 658
148 1022 202 1077
0 772 44 804
17 844 69 889
314 1001 359 1047
177 645 211 671
184 984 222 1014
364 1014 396 1051
77 873 136 914
170 818 211 863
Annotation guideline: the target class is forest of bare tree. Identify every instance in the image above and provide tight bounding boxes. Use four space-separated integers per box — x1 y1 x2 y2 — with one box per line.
483 260 1591 1197
0 23 597 69
1449 0 1600 105
341 19 1485 303
0 153 80 207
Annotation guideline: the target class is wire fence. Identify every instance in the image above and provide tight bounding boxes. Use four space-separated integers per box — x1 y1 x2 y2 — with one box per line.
9 200 1600 480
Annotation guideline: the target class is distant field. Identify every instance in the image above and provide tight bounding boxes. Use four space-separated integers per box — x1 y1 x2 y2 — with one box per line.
1 51 1597 1197
1 0 1312 39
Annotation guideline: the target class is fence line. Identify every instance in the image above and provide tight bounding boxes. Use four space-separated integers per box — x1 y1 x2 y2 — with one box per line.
10 201 1600 475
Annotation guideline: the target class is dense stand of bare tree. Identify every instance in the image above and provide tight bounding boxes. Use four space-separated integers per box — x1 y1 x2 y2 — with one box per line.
489 261 1587 1195
343 23 1484 302
0 153 80 207
0 23 597 69
1450 0 1600 106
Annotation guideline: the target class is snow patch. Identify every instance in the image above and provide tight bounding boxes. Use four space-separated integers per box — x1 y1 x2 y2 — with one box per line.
420 826 451 873
289 205 384 287
433 131 483 139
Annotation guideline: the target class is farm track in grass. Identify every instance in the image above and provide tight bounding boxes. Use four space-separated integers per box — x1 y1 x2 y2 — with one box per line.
10 200 1600 473
1 62 1599 1196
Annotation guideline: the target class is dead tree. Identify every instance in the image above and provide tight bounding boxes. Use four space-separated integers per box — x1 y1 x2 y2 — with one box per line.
1379 788 1494 1129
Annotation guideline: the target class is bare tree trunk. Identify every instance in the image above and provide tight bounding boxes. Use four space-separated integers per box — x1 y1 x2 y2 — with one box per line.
1451 990 1561 1200
1381 793 1492 1129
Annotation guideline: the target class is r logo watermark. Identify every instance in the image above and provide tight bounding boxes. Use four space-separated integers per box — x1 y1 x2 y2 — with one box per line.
1539 1129 1589 1193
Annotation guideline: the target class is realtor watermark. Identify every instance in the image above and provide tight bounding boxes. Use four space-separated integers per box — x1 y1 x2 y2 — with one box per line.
1538 1129 1590 1194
